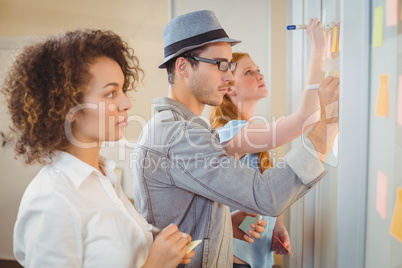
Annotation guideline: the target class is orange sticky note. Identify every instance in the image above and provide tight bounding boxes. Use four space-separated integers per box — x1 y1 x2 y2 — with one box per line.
397 76 402 126
376 171 388 219
331 26 338 52
372 5 384 47
390 188 402 242
401 3 402 21
375 74 390 117
334 71 339 77
327 32 332 58
386 0 398 26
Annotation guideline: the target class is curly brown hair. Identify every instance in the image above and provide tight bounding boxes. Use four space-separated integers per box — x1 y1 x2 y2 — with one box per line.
1 29 143 165
210 52 273 173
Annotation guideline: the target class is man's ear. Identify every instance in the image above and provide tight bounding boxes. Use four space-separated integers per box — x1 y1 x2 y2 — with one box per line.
226 86 236 96
176 57 188 75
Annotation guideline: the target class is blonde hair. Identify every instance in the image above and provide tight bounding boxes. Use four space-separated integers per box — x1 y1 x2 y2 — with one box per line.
210 52 272 173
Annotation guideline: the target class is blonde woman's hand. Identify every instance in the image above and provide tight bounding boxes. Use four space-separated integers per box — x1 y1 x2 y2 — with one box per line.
271 217 291 255
306 18 326 55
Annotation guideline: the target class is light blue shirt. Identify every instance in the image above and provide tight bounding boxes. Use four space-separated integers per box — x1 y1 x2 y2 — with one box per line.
217 120 276 268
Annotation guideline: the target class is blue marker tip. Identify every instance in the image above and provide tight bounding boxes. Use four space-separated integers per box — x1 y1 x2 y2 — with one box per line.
286 24 307 30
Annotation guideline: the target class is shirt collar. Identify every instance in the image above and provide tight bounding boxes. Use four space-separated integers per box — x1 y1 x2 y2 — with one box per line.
153 97 213 131
51 151 116 187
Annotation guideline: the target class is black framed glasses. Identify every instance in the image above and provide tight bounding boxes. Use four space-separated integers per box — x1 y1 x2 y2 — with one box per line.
185 56 237 72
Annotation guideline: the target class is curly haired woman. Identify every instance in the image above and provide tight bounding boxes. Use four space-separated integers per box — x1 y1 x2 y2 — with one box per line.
2 29 194 268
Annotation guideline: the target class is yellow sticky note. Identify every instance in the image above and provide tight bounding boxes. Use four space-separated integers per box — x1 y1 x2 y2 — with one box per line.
386 0 398 26
376 171 388 219
334 71 339 77
186 240 202 254
327 32 332 58
397 76 402 126
375 74 390 117
373 5 384 47
390 188 402 242
331 26 338 52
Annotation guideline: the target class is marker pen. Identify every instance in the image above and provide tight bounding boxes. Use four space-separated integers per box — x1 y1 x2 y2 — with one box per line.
325 21 336 30
288 20 338 31
286 24 307 30
306 83 320 90
274 236 294 257
147 224 162 234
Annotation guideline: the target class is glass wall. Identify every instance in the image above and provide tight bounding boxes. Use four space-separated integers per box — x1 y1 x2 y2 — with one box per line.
365 0 402 266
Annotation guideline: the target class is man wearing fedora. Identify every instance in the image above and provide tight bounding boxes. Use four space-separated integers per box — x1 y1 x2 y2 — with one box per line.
130 10 339 267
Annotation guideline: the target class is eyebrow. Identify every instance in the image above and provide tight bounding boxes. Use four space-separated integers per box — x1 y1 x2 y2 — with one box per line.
213 57 232 62
244 66 259 70
102 82 120 89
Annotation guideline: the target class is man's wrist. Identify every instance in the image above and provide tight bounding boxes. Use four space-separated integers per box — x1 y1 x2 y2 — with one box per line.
307 121 338 162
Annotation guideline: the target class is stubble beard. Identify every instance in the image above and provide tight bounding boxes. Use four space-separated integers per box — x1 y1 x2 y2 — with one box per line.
189 75 224 107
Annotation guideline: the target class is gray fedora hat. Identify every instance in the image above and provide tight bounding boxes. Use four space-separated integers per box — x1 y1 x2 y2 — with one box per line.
158 10 241 69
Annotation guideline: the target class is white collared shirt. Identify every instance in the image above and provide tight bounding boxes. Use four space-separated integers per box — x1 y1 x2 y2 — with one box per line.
14 151 153 267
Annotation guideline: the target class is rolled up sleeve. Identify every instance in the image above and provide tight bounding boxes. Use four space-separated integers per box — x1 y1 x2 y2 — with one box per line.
284 137 327 187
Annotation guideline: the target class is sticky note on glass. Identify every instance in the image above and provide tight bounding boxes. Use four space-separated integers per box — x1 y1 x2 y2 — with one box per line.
376 171 388 219
372 5 384 47
239 216 262 236
386 0 398 27
390 188 402 242
401 3 402 21
397 75 402 126
375 74 390 117
334 71 339 77
331 26 338 52
186 240 202 254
